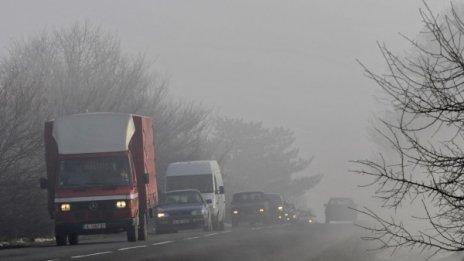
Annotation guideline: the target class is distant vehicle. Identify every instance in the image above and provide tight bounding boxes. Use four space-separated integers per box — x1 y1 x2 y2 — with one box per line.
231 191 270 226
155 189 212 233
283 202 297 223
324 197 357 223
40 113 158 246
165 160 225 230
295 210 316 224
264 193 285 222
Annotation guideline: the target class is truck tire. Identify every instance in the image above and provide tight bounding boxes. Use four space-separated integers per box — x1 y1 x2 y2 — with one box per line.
68 233 79 245
127 217 138 242
138 213 148 241
55 228 67 246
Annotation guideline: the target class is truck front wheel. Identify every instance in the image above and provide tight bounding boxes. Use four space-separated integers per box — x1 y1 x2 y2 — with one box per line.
55 228 67 246
69 233 79 245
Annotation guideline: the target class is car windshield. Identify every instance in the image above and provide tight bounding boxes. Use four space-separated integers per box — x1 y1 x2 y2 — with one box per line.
57 156 131 188
160 191 203 205
166 174 213 193
232 192 265 203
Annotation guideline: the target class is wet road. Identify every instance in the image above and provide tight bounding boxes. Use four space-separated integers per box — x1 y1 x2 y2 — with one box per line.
0 223 371 261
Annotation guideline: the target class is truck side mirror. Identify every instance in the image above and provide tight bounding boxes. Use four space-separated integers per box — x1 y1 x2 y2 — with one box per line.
143 173 150 184
219 186 224 194
40 178 48 189
205 199 212 204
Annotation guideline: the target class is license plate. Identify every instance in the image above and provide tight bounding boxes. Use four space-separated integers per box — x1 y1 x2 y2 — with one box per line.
83 223 106 230
172 219 189 224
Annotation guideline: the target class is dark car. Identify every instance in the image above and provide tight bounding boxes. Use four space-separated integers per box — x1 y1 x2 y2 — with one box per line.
324 197 357 223
155 189 212 233
231 191 270 227
265 193 285 222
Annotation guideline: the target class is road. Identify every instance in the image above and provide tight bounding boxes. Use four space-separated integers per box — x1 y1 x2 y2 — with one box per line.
0 223 376 261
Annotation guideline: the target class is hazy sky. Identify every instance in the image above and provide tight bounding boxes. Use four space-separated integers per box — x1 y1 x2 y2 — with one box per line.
0 0 452 216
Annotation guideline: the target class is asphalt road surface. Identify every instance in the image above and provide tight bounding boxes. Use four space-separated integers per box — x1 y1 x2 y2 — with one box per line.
0 223 376 261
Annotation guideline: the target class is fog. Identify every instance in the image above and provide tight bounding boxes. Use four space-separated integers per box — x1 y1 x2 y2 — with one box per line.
0 0 455 253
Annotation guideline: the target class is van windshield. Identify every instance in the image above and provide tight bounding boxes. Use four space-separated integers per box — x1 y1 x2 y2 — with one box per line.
166 174 213 193
57 156 131 188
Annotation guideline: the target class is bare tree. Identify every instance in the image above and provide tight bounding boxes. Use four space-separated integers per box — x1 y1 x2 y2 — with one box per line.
353 2 464 255
0 23 211 239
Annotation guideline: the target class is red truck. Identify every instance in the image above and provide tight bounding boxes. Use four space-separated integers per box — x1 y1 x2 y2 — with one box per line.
40 112 158 246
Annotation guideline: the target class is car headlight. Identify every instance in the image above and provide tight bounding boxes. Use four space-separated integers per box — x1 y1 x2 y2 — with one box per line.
308 219 313 223
116 201 126 208
60 203 71 212
292 214 297 219
191 209 203 216
284 213 288 217
233 210 239 215
278 206 283 211
157 212 168 218
259 208 265 213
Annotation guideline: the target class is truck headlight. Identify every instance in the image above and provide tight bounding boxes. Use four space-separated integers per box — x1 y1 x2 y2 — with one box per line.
233 210 239 215
259 208 264 213
157 212 168 218
278 206 283 211
116 201 126 208
60 204 71 212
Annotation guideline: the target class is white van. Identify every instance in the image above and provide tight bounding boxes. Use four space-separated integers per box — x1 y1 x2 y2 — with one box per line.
165 160 225 230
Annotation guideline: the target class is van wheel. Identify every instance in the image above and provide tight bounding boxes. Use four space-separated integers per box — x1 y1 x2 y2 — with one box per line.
138 213 148 240
217 217 225 230
127 217 138 242
68 233 79 245
55 228 67 246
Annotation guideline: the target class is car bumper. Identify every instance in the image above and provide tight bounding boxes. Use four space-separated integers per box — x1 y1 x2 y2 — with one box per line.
155 216 205 230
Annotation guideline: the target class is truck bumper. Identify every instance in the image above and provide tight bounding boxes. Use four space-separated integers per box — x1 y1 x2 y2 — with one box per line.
56 218 136 235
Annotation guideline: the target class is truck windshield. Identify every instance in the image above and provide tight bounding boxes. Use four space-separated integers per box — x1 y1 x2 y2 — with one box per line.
57 156 131 188
166 174 213 193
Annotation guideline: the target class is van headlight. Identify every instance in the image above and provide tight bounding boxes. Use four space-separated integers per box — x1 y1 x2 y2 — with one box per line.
116 201 126 208
60 204 71 212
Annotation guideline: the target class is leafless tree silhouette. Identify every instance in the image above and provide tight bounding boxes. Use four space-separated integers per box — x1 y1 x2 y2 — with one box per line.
353 2 464 255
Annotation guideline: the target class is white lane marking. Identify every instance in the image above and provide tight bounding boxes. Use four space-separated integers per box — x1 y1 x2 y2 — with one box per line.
70 251 112 259
152 240 174 246
117 245 147 251
204 233 218 237
184 236 200 240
